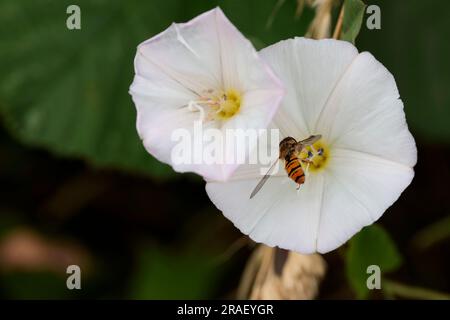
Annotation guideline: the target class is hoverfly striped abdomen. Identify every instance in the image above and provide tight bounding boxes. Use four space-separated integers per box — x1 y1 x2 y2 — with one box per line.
249 135 321 199
284 152 305 186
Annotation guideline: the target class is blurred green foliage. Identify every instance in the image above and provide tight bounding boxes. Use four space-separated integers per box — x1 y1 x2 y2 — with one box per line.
1 271 70 299
0 0 313 178
0 0 449 300
2 0 449 173
340 0 366 43
3 0 447 167
357 0 450 142
128 246 220 299
345 224 402 299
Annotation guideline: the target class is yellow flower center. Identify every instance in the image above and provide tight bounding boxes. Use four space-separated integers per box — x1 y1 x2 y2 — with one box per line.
188 89 241 122
215 89 241 120
298 139 329 172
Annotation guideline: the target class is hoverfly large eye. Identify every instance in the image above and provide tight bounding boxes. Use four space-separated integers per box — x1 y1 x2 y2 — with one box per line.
318 148 324 156
308 151 313 158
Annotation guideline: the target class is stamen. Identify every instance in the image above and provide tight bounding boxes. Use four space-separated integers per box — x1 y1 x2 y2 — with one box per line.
299 139 329 173
186 89 241 122
187 101 206 122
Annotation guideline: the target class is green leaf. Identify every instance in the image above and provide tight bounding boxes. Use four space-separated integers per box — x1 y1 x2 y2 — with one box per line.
0 0 313 177
0 0 179 177
340 0 366 44
345 224 402 299
128 246 220 299
357 0 450 142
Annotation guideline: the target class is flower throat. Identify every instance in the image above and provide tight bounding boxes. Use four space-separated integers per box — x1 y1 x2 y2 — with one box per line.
187 88 241 122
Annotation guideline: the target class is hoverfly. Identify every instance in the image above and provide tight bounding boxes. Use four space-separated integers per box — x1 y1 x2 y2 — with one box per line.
249 135 322 199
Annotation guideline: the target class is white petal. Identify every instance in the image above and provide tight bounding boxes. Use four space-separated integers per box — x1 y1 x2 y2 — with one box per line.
131 76 227 180
259 37 358 138
205 38 417 254
134 7 282 95
206 145 415 254
316 148 414 253
130 8 284 180
130 74 194 144
206 170 325 254
134 9 222 94
315 52 417 167
213 9 284 93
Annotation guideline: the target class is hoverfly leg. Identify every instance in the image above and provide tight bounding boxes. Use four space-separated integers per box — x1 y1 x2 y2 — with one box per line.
302 161 310 176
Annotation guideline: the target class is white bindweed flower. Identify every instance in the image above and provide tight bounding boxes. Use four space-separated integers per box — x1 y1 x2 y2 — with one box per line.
129 7 284 181
206 38 417 254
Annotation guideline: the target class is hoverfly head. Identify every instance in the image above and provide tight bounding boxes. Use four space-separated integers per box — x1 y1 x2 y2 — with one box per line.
279 136 297 159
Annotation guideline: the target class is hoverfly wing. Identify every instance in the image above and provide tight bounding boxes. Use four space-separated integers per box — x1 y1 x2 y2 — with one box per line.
250 159 279 199
295 135 322 153
299 134 322 146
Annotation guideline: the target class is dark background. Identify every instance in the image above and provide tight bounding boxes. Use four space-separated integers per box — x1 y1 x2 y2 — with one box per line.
0 0 448 299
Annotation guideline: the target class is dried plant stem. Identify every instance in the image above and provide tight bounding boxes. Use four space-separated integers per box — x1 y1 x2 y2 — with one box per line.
237 245 326 300
266 0 286 29
214 236 249 265
305 0 335 39
295 0 306 19
332 3 345 39
236 245 264 299
249 246 273 299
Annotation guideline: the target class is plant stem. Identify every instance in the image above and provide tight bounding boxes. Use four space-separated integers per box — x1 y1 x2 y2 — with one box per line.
332 3 345 39
384 279 450 300
411 214 450 251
